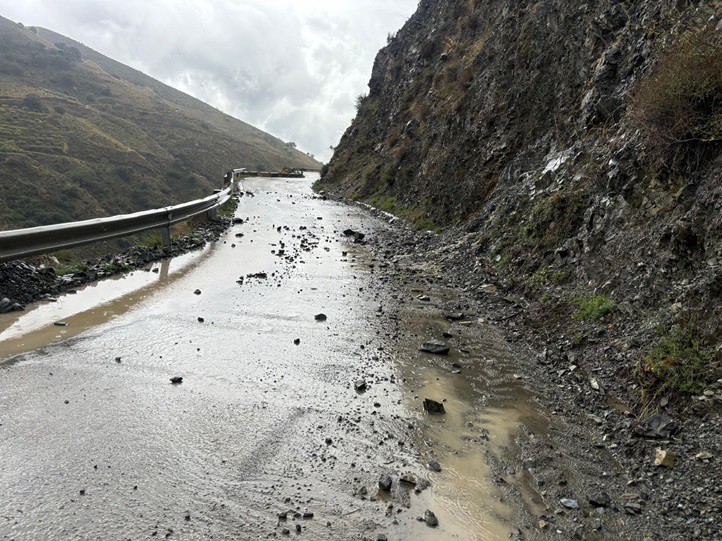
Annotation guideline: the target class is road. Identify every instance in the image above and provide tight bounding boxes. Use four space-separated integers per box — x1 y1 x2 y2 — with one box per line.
0 176 532 540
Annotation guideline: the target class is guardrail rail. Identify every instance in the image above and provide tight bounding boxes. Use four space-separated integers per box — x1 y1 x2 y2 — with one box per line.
0 180 235 263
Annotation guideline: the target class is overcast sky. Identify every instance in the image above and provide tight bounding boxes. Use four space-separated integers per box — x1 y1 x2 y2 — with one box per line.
0 0 418 162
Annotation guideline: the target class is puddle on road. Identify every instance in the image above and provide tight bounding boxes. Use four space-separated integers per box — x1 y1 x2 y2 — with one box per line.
0 246 211 362
376 286 550 540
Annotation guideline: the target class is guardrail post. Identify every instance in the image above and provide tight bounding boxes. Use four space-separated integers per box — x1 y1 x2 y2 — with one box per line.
161 227 171 248
207 208 219 222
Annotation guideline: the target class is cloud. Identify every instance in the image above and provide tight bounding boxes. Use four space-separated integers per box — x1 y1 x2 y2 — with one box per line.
0 0 418 161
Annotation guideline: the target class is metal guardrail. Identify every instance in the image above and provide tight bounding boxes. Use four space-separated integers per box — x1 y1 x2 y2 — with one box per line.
0 180 235 263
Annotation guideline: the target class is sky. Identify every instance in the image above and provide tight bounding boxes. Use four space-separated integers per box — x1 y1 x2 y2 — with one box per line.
0 0 419 162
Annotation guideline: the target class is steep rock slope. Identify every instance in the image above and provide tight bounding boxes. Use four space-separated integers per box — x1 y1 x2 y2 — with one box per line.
0 16 319 228
319 0 722 405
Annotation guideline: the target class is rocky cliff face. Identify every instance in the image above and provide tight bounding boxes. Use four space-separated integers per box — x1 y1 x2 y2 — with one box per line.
318 0 722 406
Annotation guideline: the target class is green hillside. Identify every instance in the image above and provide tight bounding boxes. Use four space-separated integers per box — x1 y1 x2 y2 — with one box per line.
0 16 320 229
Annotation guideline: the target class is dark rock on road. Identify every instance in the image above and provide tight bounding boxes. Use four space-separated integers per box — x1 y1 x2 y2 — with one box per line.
422 399 446 415
379 475 392 492
420 341 449 355
343 229 366 243
424 510 438 527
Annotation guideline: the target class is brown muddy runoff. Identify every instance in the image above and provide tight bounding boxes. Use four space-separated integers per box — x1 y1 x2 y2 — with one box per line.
0 176 550 540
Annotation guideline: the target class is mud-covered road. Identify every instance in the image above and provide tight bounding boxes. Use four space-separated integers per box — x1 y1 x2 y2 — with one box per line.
0 176 552 540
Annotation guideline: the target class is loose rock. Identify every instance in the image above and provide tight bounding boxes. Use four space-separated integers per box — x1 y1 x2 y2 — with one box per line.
423 399 446 415
560 498 579 509
654 449 676 468
420 341 450 355
424 509 439 527
379 475 392 492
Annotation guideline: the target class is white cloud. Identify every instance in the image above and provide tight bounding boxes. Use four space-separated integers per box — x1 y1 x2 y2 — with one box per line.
0 0 418 161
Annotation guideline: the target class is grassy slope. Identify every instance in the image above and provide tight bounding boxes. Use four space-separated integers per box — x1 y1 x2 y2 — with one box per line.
0 17 320 229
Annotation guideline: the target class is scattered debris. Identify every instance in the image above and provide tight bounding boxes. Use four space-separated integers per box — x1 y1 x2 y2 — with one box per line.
636 413 678 439
424 509 439 527
420 341 450 355
654 449 677 468
423 399 446 415
343 229 366 243
399 474 417 486
560 498 580 509
379 475 392 492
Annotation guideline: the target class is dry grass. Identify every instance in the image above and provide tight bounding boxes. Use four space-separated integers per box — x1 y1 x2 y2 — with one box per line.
631 25 722 166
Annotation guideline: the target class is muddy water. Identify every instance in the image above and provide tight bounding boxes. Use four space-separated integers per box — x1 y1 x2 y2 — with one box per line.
379 299 550 540
0 176 547 540
0 248 211 361
340 270 550 541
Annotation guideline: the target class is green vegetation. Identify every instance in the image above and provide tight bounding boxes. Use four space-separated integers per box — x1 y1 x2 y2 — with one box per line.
355 94 367 112
0 17 320 230
631 24 722 165
532 266 569 287
103 262 129 273
368 195 441 232
523 192 587 250
572 293 615 322
369 195 399 214
217 196 239 218
51 249 88 275
636 323 713 404
381 165 395 186
486 190 588 276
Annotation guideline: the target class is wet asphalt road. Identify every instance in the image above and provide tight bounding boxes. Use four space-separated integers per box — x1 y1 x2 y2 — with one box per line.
0 176 526 540
0 177 423 540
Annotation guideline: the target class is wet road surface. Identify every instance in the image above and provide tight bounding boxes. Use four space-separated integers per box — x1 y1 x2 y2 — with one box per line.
0 176 546 540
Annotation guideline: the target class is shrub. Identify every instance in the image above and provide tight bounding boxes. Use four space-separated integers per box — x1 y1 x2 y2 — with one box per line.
631 25 722 165
355 94 366 112
115 166 134 181
636 324 713 404
381 164 396 185
22 93 45 112
572 293 614 321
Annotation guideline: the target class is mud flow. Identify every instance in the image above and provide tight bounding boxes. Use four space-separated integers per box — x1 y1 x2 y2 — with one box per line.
0 175 548 540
